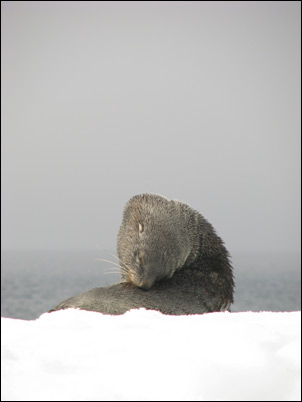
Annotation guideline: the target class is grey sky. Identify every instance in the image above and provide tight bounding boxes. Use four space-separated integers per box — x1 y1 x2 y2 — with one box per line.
1 1 301 253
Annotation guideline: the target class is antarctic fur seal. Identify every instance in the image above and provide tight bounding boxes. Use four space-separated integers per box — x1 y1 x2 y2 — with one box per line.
50 193 234 315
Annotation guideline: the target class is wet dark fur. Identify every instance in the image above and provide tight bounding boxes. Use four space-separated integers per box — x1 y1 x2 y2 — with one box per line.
50 194 234 315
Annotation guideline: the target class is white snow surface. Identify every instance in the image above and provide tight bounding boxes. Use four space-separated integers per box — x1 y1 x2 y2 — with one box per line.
1 309 301 401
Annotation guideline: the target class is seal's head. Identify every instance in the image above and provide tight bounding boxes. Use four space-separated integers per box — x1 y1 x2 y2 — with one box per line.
117 194 192 290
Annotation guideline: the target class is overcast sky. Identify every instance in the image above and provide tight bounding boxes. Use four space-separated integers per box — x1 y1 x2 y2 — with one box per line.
1 1 301 254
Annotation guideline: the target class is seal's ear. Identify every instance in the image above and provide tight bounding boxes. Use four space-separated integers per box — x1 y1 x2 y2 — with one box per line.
139 223 144 234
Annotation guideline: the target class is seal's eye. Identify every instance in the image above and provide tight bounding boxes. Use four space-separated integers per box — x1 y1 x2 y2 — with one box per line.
138 223 144 234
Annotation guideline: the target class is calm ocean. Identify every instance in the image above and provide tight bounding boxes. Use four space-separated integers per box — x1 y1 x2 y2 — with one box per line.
1 250 301 320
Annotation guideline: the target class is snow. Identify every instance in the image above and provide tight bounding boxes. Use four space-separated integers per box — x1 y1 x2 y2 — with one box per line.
1 309 301 401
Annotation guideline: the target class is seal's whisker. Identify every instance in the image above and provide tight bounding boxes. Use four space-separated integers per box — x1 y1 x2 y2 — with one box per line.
95 258 121 269
119 264 129 273
104 267 121 273
95 257 128 277
101 249 131 274
104 250 120 261
119 259 132 273
104 250 132 273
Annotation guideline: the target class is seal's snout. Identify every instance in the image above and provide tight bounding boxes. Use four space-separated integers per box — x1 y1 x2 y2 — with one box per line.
128 269 154 290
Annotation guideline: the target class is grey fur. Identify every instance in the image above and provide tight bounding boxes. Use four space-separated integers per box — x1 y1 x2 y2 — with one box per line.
50 193 234 315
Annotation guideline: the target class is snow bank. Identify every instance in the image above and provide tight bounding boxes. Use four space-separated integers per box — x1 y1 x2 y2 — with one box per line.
1 309 301 401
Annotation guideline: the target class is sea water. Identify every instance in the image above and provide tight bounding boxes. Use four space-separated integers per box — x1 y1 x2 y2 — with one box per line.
1 249 301 320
